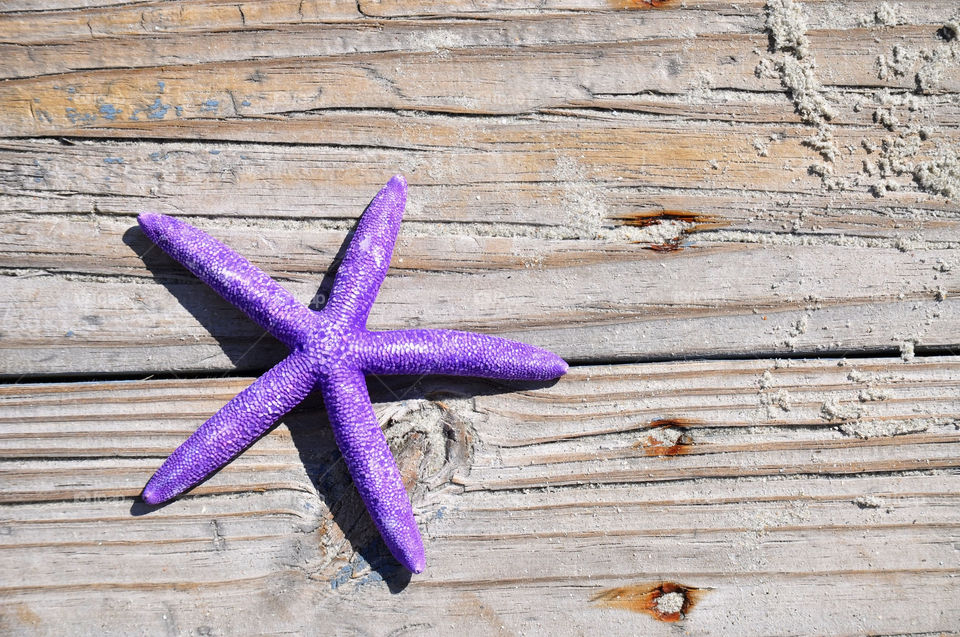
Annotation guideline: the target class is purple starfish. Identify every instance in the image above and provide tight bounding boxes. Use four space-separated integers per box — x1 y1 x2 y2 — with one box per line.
136 175 567 573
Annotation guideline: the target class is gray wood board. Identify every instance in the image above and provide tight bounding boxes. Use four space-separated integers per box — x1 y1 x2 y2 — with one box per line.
1 355 959 634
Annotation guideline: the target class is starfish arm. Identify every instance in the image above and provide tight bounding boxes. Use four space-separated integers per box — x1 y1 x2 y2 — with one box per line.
318 367 426 573
138 213 314 347
358 329 568 380
141 352 317 504
324 175 406 326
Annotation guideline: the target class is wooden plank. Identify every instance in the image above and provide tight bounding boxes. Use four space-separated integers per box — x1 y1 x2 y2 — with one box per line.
0 6 762 81
4 230 960 374
3 112 960 217
1 356 958 634
2 0 958 376
1 0 954 75
2 26 957 134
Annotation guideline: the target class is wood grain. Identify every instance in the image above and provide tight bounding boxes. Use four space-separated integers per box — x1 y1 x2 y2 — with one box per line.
2 28 956 128
1 0 958 376
1 356 959 634
2 0 959 633
4 233 960 375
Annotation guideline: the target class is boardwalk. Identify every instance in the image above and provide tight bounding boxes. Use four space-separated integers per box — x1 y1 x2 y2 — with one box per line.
2 1 959 634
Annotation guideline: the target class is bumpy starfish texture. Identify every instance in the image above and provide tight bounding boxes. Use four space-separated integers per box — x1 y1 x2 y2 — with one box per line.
137 175 568 574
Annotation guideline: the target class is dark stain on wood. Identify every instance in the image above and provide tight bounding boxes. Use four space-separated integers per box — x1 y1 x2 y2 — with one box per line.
633 417 699 456
640 431 694 456
612 210 726 251
615 210 716 229
648 417 701 429
590 581 708 622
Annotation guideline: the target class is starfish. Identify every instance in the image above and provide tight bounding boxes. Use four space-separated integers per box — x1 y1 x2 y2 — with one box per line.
136 175 568 574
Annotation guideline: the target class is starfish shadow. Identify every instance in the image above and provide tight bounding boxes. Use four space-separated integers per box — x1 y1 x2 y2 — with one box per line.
304 227 350 313
123 226 288 373
284 392 413 593
127 373 557 594
286 374 559 592
124 356 559 589
122 208 366 372
124 398 412 589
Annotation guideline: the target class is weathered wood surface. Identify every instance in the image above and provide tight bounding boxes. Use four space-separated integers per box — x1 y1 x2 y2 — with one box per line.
2 0 960 375
2 356 960 635
2 0 959 634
